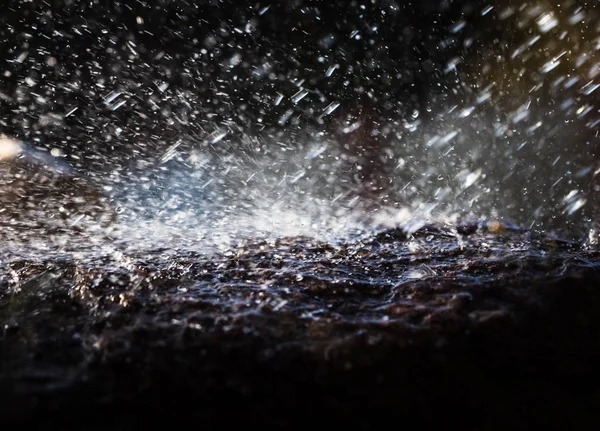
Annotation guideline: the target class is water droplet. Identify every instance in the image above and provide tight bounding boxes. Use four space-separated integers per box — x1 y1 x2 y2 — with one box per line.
536 11 558 33
322 102 340 117
481 5 494 16
291 89 309 104
325 65 338 77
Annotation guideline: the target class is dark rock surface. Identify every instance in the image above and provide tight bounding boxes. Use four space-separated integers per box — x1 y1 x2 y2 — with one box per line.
0 137 115 233
2 221 600 429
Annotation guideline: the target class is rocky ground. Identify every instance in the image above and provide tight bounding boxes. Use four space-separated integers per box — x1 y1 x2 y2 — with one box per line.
2 221 600 429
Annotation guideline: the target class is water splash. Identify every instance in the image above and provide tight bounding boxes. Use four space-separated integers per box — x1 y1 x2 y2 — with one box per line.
1 1 600 250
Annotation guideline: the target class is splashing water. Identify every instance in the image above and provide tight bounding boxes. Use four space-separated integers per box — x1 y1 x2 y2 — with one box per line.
6 6 600 427
1 1 600 252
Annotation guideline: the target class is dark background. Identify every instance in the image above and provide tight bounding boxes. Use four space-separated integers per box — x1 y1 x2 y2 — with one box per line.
1 0 599 237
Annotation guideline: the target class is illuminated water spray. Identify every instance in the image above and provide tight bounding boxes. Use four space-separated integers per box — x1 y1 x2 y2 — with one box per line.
1 1 599 248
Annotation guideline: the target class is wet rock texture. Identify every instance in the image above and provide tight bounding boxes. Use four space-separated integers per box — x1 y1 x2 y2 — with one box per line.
2 223 600 429
0 138 115 233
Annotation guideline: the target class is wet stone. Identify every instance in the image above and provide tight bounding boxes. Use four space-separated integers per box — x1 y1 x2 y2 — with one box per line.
1 223 600 429
0 137 115 235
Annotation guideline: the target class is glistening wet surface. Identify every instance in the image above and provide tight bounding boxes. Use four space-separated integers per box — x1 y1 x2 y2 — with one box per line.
2 221 600 429
3 1 600 428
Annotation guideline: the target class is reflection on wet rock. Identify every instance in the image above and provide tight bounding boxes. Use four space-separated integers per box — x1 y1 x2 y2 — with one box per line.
2 221 600 428
0 136 115 233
